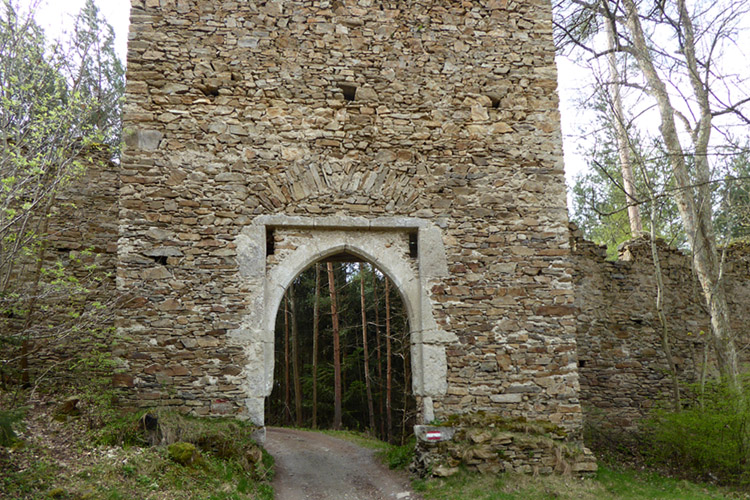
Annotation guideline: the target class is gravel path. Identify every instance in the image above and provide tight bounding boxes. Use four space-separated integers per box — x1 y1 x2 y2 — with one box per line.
264 427 421 500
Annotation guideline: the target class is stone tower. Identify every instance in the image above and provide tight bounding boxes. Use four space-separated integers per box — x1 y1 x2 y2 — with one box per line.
119 0 581 435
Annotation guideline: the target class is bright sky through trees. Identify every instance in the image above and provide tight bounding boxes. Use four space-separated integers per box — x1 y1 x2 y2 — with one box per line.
21 0 129 62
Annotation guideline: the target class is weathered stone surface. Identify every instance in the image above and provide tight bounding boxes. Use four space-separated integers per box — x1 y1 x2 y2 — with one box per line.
0 149 119 390
413 414 597 477
118 0 582 436
433 465 459 477
490 393 523 403
124 129 163 151
572 228 750 431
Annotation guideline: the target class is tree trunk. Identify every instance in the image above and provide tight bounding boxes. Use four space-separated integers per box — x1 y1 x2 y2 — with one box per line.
289 283 303 426
283 293 291 426
401 318 411 446
604 12 642 236
327 262 343 430
372 270 385 440
621 0 739 390
360 264 376 433
312 263 320 429
648 201 681 411
385 276 393 443
15 192 57 388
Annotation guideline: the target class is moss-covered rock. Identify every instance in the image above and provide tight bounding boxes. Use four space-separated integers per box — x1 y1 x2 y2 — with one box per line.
168 441 200 466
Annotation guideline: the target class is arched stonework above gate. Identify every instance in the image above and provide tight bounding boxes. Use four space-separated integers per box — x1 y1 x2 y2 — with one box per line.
230 215 456 426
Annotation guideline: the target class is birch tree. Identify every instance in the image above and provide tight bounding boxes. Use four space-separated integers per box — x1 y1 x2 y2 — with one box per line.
556 0 750 389
604 7 643 235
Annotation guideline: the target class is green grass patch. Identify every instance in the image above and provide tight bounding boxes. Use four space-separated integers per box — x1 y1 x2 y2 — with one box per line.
380 437 416 470
412 466 743 500
0 408 25 446
1 408 274 500
316 428 391 450
314 428 416 470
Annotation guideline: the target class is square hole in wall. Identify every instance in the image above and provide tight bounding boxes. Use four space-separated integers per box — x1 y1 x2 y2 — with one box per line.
266 228 275 256
339 83 357 101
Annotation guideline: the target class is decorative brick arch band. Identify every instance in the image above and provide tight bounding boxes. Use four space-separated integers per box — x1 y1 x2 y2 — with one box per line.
230 215 456 426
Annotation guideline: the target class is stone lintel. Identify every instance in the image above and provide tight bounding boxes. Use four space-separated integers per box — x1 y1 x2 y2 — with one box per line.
253 214 429 230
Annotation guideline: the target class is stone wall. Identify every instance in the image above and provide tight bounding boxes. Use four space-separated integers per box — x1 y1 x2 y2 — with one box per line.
413 416 597 477
571 226 750 431
119 0 581 433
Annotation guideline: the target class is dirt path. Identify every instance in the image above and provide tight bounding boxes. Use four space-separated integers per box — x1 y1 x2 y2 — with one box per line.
264 427 421 500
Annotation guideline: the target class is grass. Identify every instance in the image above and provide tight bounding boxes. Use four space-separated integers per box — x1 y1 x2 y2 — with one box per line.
316 428 392 451
315 428 415 470
315 425 747 499
7 410 750 500
310 428 746 498
1 402 274 500
412 465 748 500
4 438 274 500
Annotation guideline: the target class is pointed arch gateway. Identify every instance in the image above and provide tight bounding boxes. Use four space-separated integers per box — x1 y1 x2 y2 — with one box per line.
230 215 455 430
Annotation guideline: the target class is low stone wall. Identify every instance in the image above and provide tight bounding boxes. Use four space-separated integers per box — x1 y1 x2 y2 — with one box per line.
413 414 597 477
571 225 750 431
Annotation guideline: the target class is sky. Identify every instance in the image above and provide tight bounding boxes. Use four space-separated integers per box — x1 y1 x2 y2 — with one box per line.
14 0 750 203
24 0 130 62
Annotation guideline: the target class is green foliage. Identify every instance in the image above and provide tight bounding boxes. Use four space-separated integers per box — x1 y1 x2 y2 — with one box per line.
69 0 126 152
268 261 414 441
95 409 272 481
443 412 568 439
3 408 274 499
569 87 750 258
643 378 750 484
381 436 416 470
0 0 124 396
0 407 24 446
1 449 57 497
714 144 750 244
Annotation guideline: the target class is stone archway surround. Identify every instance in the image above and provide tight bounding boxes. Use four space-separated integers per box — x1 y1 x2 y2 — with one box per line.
229 215 456 426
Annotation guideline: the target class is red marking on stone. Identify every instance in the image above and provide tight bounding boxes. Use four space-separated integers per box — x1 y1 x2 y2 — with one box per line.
426 431 442 441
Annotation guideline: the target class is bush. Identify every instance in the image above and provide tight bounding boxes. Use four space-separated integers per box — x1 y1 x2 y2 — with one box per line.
381 437 416 470
0 408 25 446
643 378 750 484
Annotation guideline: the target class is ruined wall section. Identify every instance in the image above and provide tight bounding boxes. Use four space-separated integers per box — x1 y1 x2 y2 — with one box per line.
571 227 750 430
119 0 579 429
0 151 119 383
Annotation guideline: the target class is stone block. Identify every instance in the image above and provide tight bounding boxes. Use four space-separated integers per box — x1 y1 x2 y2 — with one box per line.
490 393 523 403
